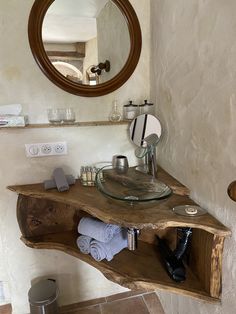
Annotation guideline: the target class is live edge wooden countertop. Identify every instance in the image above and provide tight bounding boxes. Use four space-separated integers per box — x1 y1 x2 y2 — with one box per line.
7 167 231 237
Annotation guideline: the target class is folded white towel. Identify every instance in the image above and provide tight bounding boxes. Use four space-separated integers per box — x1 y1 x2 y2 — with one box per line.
76 235 92 254
90 229 128 262
78 217 121 243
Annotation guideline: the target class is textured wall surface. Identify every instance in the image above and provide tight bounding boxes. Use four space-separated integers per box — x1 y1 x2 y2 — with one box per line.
150 1 236 313
0 0 150 313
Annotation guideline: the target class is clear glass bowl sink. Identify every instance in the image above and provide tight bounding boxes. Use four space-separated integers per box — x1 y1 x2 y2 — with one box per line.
96 166 172 203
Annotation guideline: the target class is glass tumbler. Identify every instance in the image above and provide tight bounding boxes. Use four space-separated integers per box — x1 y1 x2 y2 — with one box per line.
62 108 76 124
47 109 63 124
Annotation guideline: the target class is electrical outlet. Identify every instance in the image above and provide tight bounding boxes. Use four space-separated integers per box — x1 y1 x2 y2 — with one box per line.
41 144 52 155
25 142 67 157
0 281 10 303
54 143 65 154
0 282 4 302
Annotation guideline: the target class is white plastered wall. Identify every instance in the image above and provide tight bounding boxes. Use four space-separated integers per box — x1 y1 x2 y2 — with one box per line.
0 0 150 313
150 1 236 313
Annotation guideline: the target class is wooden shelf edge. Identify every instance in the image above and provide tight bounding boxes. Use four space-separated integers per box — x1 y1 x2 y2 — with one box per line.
0 120 129 130
20 233 220 304
9 187 231 237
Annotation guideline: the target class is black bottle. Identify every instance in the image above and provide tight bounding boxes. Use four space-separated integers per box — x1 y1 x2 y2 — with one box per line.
157 236 186 282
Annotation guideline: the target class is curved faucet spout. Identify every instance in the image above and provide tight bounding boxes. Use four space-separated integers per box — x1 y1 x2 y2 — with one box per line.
144 134 159 178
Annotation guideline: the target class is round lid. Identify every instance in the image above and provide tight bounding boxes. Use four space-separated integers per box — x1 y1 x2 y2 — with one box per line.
142 100 153 106
28 279 58 305
124 100 138 107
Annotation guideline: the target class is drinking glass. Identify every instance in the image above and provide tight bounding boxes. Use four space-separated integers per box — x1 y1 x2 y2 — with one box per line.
62 108 76 124
47 109 63 124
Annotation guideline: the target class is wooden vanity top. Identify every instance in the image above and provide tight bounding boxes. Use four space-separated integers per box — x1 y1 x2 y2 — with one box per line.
8 167 231 302
8 167 231 236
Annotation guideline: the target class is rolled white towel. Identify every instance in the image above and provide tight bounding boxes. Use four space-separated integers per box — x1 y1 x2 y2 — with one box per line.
90 229 128 262
76 235 92 254
78 217 121 243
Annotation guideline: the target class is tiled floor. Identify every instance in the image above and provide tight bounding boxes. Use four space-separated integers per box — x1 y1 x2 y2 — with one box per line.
60 291 165 314
0 304 11 314
0 291 165 314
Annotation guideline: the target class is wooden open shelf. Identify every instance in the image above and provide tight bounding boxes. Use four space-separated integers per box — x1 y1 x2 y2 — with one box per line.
21 231 216 302
0 120 129 130
8 167 231 303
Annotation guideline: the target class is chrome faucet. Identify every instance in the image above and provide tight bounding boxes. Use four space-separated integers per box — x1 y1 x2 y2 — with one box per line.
135 133 160 179
145 134 159 178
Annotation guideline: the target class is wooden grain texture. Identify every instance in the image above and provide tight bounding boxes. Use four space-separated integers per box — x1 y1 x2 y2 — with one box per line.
8 167 231 236
210 235 225 298
17 195 82 237
20 231 219 303
8 167 231 303
189 229 214 295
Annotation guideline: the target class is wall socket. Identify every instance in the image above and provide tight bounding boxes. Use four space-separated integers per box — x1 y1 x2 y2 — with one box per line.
0 282 4 302
0 281 10 304
25 141 67 157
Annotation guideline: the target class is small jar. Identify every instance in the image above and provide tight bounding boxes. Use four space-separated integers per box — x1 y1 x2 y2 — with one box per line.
139 100 154 115
123 101 139 120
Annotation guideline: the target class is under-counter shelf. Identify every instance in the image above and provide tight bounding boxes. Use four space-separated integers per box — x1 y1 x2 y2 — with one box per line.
21 230 217 302
8 167 231 303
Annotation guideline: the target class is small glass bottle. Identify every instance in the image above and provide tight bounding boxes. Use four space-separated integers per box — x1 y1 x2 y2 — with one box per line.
109 100 122 122
80 166 87 186
123 101 139 120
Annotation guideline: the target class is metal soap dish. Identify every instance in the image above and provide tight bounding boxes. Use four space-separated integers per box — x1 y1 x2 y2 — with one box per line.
173 205 207 217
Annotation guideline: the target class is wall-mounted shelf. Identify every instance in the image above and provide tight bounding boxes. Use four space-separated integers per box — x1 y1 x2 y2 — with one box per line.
0 120 129 130
8 167 231 303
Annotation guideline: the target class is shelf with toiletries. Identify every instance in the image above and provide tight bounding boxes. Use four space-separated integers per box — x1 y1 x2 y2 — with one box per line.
0 120 129 129
8 167 231 303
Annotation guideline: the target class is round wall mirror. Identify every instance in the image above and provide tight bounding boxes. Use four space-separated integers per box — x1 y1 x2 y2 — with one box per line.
28 0 142 97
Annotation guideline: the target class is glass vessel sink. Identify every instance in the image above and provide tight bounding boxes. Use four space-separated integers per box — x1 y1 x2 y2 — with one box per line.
96 166 172 203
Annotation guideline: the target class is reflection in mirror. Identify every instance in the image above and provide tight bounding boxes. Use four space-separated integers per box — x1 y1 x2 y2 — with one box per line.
42 0 130 86
130 114 162 147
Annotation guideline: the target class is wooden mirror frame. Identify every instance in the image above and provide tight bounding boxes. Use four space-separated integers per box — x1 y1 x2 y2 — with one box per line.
28 0 142 97
228 181 236 202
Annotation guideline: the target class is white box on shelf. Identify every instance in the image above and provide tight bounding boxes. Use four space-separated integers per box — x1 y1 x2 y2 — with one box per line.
0 115 28 127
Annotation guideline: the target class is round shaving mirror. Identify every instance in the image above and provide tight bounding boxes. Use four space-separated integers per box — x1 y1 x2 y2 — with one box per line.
130 114 162 148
